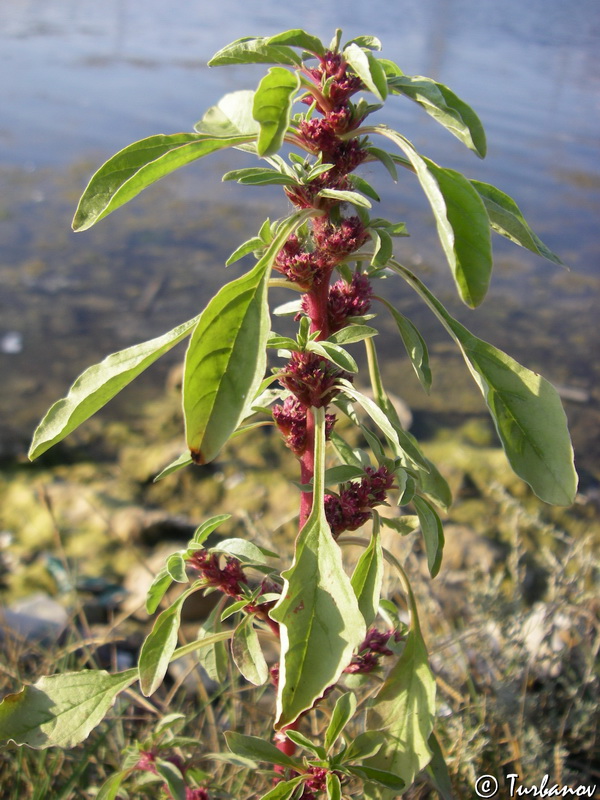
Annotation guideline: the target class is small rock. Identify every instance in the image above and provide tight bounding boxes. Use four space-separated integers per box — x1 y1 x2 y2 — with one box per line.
1 592 68 642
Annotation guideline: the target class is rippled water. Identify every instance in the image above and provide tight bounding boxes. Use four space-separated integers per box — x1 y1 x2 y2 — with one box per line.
1 0 599 474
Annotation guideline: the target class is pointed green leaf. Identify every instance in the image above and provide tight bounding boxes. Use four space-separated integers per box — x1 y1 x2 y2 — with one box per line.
324 691 357 754
343 730 386 762
73 134 254 231
349 174 381 203
183 211 312 464
195 90 259 139
344 36 382 51
426 733 456 799
343 44 388 101
471 179 565 265
153 451 193 482
146 567 174 615
257 777 305 800
327 772 342 800
351 524 384 628
389 75 486 157
224 731 300 770
96 771 128 800
412 496 444 578
390 261 577 505
380 515 420 536
366 627 435 788
139 587 195 696
422 158 492 306
285 729 326 759
226 236 264 267
0 668 137 749
29 316 199 460
269 408 366 728
307 340 358 373
223 167 298 186
346 765 405 791
379 300 431 392
267 29 325 56
211 538 278 566
156 760 186 800
196 603 229 684
208 37 301 67
253 67 300 157
231 615 269 685
328 325 378 345
166 552 188 583
368 125 492 306
318 188 372 208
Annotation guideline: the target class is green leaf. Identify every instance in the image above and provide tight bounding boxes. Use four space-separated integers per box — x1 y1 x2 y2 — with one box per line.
343 44 388 101
307 340 358 373
208 37 302 67
224 731 300 770
183 211 312 464
412 496 444 578
156 760 186 800
0 668 137 748
380 515 420 536
226 236 264 267
368 125 492 306
327 772 342 800
29 317 198 460
349 174 381 203
425 733 456 799
324 464 367 485
373 229 395 270
389 75 486 157
211 538 278 566
166 552 188 583
73 134 254 231
366 146 398 181
285 729 327 759
422 158 493 306
269 408 366 728
192 513 233 545
328 325 378 345
471 179 565 265
267 29 325 56
96 771 128 800
196 604 229 684
223 167 298 186
344 36 382 51
139 588 195 696
153 451 193 482
319 188 372 208
146 568 174 615
390 261 578 505
324 691 357 754
343 730 386 762
351 524 384 627
346 765 405 791
329 430 370 470
231 616 269 685
257 777 305 800
253 67 300 157
366 626 435 788
195 90 259 139
379 300 431 392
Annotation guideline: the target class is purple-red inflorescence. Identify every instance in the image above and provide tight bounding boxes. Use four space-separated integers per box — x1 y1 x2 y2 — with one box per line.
345 627 402 674
277 352 349 409
187 551 246 598
324 271 373 333
324 465 394 536
273 396 336 456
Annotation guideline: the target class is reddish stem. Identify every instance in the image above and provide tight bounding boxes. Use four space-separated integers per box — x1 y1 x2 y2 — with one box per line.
299 406 315 528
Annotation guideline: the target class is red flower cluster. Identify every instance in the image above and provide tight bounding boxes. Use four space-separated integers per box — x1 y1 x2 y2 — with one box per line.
274 234 331 288
187 551 246 598
273 396 336 455
277 351 347 408
306 51 363 113
324 465 394 536
326 272 373 333
345 627 401 674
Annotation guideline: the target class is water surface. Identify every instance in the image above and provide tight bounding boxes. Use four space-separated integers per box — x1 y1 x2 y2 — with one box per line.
1 0 598 476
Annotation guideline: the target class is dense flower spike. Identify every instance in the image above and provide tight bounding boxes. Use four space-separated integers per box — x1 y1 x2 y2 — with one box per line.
187 551 246 598
345 627 401 674
277 352 348 408
324 465 395 536
273 396 335 455
326 272 373 332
